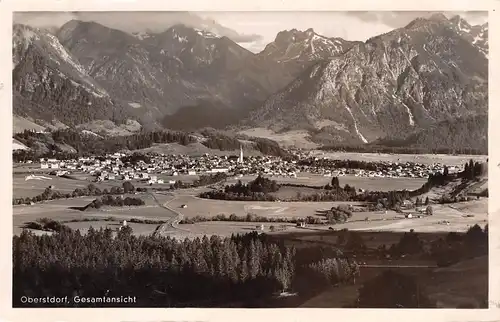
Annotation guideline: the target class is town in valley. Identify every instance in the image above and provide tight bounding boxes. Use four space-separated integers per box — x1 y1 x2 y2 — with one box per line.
12 11 489 309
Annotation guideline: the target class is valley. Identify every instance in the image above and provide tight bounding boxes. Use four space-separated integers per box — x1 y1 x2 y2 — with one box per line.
12 13 488 153
11 11 490 309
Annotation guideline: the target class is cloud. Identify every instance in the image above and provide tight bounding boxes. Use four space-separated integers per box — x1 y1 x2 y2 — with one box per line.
13 11 263 42
345 11 488 27
231 34 263 43
13 11 488 54
14 12 78 28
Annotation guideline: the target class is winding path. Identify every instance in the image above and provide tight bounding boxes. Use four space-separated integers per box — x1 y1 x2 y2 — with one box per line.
147 192 190 236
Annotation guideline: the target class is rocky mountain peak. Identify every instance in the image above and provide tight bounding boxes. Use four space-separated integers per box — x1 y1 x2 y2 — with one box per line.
449 15 472 32
447 15 488 57
12 13 488 144
246 15 488 145
259 28 354 67
57 19 107 39
13 24 40 48
131 30 154 40
428 13 449 22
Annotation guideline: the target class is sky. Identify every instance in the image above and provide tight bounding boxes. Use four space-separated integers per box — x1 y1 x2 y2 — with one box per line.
14 11 488 53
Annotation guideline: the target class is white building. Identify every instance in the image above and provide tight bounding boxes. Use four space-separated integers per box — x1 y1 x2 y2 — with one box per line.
211 168 229 173
41 163 49 169
239 146 244 164
188 170 196 176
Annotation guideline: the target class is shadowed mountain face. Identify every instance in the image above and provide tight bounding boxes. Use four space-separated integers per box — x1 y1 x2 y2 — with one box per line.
55 21 274 120
12 24 130 126
14 20 316 129
12 14 488 150
244 14 488 144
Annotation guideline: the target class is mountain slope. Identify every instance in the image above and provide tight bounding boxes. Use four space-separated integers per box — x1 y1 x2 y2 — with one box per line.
12 24 132 126
245 14 488 144
257 28 357 75
55 20 185 125
55 21 293 125
377 113 488 154
449 16 488 57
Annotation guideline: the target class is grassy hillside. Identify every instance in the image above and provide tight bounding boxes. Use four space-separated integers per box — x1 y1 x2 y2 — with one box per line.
425 256 488 308
13 115 46 134
13 128 290 159
378 114 488 155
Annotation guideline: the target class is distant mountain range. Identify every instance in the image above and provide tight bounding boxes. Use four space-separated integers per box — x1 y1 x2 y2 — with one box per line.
243 13 488 150
12 13 488 153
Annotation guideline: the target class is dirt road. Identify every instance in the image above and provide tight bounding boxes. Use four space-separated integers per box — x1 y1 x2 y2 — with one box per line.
148 192 189 236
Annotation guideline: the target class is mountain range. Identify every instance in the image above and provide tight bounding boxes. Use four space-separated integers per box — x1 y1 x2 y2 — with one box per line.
12 13 488 152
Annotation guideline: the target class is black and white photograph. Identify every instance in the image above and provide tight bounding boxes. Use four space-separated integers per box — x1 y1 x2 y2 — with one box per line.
10 9 490 309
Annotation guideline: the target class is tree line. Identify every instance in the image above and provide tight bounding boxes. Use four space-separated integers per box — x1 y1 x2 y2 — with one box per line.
14 129 196 158
297 158 393 172
370 225 488 266
199 176 280 201
180 213 299 225
85 195 145 210
13 182 133 206
320 116 487 157
13 228 359 307
429 224 488 267
199 129 290 158
14 128 290 161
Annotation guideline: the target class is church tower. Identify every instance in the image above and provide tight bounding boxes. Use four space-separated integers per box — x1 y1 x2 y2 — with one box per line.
239 145 244 164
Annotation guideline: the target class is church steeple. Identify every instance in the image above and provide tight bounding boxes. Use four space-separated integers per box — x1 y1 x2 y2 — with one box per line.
239 145 244 164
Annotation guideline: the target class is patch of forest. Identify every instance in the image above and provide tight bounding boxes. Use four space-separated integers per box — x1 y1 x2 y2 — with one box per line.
199 160 487 212
13 181 135 206
13 228 359 307
320 114 488 156
70 195 146 212
13 222 488 308
13 128 290 161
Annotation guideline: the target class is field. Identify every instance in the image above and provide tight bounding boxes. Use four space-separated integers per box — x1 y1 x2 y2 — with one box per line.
226 173 427 191
424 256 489 308
136 142 263 157
169 194 336 218
298 255 488 308
12 153 488 239
13 163 55 174
12 192 176 235
163 221 297 239
63 220 160 236
238 128 319 149
311 151 488 166
12 173 119 198
12 171 488 237
14 189 487 237
10 154 490 308
263 230 488 308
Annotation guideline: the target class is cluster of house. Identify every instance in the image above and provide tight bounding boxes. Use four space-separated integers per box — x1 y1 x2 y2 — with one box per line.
299 160 456 179
36 152 235 184
37 150 458 183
